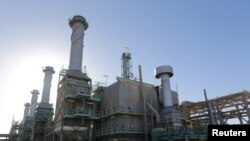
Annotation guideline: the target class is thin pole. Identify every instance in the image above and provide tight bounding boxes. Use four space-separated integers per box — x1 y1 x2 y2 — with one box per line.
204 89 215 125
139 65 148 141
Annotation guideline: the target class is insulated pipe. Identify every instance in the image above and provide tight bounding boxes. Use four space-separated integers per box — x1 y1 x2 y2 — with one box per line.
155 65 173 107
30 89 39 117
23 103 30 121
68 15 88 71
41 66 55 104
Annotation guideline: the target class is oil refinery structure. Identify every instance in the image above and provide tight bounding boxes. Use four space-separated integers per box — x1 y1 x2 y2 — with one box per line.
1 15 250 141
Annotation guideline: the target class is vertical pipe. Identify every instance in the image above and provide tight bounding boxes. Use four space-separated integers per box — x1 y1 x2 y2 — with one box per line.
204 89 215 125
149 93 154 128
139 65 148 141
41 66 55 104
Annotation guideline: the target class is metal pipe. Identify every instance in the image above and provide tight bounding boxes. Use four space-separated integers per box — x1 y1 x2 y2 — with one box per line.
41 66 55 104
139 65 148 141
68 15 88 71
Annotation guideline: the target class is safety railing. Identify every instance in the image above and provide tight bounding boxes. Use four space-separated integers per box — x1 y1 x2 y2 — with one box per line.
64 107 91 118
35 113 53 122
96 126 144 136
64 106 143 119
101 106 144 118
155 126 208 141
64 107 102 120
65 84 91 99
89 94 101 101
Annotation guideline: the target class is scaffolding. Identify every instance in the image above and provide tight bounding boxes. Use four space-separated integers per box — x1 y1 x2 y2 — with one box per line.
17 117 34 141
53 69 101 141
181 91 250 125
32 104 54 141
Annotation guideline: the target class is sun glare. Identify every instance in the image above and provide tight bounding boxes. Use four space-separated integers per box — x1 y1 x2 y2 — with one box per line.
4 45 67 123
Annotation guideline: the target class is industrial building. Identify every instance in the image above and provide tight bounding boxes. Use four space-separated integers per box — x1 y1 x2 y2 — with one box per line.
2 15 250 141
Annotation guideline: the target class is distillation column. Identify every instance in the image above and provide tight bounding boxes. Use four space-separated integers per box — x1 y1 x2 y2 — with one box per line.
29 89 39 117
68 15 88 72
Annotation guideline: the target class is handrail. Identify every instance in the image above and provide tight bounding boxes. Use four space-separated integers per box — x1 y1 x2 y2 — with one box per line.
96 126 144 136
101 106 144 118
63 106 144 119
66 84 91 96
155 126 208 140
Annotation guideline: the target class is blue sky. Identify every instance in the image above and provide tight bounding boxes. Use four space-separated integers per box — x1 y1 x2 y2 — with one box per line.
0 0 249 133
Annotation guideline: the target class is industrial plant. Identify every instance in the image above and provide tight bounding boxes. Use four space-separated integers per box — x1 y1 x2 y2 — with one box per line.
1 15 250 141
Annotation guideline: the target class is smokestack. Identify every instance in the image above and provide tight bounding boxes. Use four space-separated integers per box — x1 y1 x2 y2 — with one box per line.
29 89 39 117
41 66 55 104
155 65 174 107
68 15 88 72
23 103 30 121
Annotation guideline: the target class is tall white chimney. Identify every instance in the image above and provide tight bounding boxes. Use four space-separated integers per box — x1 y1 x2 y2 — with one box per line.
41 66 55 104
155 65 174 107
23 103 30 121
29 89 39 117
68 15 88 71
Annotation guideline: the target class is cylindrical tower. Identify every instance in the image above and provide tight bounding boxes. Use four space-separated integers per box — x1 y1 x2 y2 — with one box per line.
68 15 88 72
155 65 173 107
41 66 55 104
29 89 39 117
23 103 30 121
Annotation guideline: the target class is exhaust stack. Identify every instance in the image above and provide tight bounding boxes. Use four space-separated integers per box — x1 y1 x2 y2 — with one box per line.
23 103 30 121
41 66 55 104
29 89 39 117
68 15 88 72
155 65 173 107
